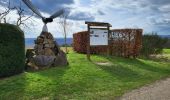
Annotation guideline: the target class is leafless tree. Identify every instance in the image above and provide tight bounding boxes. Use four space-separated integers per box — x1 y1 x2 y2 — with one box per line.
57 12 72 54
0 0 34 29
15 2 34 27
0 0 15 23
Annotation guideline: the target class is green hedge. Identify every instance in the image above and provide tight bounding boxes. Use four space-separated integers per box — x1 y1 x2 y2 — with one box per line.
0 23 25 77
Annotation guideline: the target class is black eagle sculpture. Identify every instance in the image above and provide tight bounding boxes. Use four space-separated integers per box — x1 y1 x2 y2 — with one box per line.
22 0 64 32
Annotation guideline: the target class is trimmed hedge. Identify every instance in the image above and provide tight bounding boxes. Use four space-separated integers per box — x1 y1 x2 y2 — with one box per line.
0 23 25 77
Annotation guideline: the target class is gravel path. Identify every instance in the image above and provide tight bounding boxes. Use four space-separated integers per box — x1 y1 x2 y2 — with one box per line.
118 77 170 100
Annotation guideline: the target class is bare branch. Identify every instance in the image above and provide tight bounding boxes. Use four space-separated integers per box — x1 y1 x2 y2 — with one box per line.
0 0 15 23
15 1 34 27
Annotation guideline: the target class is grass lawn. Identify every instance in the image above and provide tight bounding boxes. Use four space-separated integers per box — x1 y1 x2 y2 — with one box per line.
0 49 170 100
163 49 170 54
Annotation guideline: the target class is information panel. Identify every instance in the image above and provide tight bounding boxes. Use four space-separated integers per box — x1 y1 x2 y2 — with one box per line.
90 29 108 46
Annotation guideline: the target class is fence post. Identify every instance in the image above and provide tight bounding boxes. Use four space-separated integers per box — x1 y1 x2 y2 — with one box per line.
87 25 91 61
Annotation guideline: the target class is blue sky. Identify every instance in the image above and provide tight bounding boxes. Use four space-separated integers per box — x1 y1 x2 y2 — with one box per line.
0 0 170 38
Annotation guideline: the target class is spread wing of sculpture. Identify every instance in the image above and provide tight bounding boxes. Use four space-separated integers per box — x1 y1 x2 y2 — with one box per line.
22 0 64 32
23 0 68 70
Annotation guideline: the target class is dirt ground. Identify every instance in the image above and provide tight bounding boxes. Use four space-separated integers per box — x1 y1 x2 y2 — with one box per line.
118 77 170 100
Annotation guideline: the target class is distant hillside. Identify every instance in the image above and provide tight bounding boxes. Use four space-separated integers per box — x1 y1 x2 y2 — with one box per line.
159 35 170 39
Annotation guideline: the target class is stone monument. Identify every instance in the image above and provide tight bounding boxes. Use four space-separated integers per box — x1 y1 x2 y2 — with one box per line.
26 32 68 70
22 0 68 70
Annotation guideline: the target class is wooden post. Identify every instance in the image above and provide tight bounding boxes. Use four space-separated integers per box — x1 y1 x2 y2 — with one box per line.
87 25 91 61
107 25 111 56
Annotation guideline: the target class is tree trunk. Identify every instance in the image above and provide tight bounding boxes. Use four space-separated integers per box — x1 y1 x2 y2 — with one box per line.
64 27 68 54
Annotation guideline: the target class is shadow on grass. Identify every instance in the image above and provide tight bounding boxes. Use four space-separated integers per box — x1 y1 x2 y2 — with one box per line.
0 73 27 99
139 55 170 63
92 55 170 82
116 57 170 74
33 65 96 99
95 63 140 82
22 66 70 99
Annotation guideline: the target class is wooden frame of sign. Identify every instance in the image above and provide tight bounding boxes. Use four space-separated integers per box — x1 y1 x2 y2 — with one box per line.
85 21 112 61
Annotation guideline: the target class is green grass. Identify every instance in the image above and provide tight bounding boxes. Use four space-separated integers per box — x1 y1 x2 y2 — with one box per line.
163 49 170 54
0 50 170 100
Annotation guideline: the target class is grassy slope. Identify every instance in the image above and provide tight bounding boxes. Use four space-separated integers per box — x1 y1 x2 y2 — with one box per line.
0 49 170 100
